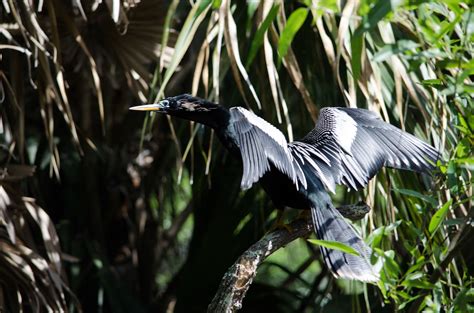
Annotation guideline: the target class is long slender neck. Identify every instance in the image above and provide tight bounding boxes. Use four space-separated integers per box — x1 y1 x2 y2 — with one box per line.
208 106 240 156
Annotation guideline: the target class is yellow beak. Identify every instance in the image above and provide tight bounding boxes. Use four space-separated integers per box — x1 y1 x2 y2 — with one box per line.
129 104 162 111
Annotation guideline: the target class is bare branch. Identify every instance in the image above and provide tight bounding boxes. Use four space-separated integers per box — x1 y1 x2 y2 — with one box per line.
208 203 371 313
208 218 313 313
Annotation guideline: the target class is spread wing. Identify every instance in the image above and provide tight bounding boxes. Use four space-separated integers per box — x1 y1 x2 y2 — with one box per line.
289 107 439 193
230 107 306 190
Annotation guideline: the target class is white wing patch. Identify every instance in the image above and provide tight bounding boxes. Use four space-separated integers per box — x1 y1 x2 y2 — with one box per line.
234 107 288 147
331 109 357 154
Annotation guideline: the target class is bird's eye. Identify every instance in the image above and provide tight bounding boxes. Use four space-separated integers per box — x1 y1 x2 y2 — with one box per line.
161 100 170 107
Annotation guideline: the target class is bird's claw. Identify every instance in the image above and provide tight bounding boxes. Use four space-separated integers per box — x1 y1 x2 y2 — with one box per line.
267 209 293 233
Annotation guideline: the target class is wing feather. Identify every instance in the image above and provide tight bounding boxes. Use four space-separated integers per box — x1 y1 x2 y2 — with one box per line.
230 107 304 190
290 107 439 192
231 106 438 193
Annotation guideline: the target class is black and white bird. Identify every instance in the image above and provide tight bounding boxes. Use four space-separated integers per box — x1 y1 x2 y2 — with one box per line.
130 94 438 282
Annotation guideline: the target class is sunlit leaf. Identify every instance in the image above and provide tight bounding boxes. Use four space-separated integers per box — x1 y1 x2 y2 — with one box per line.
308 239 360 256
278 8 308 62
429 199 453 235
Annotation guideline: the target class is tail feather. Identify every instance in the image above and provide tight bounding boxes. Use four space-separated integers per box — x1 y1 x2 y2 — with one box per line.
311 203 379 282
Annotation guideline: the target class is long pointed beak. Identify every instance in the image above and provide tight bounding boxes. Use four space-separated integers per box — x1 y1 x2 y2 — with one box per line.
129 103 163 111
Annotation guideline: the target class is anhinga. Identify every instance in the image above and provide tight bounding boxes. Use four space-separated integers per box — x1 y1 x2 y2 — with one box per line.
130 94 438 282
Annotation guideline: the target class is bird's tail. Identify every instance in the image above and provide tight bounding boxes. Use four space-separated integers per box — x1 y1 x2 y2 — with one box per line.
310 202 379 282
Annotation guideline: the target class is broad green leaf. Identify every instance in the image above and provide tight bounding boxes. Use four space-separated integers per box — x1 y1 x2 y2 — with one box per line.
278 8 308 62
308 239 360 256
246 4 280 68
429 199 453 234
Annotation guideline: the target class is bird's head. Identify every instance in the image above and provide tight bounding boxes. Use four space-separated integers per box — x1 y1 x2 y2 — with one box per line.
129 94 226 128
130 94 219 113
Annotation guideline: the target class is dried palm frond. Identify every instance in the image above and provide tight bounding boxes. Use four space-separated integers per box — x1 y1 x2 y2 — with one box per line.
1 0 175 166
0 182 79 312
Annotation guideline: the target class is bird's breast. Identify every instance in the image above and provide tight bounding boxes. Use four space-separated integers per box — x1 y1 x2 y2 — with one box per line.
259 166 312 210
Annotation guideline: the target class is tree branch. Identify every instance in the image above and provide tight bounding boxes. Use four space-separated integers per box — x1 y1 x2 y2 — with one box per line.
208 203 370 313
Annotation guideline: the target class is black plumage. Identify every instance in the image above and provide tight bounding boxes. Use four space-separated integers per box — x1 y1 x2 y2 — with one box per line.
130 94 439 282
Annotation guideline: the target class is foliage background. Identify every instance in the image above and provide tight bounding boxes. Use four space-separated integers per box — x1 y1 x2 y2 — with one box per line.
0 0 472 312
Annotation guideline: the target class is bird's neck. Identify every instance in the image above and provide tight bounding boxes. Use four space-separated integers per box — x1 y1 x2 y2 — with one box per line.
173 104 240 154
208 107 240 155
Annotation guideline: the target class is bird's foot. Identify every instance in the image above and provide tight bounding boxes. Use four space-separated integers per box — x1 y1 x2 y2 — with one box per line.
270 221 293 233
267 209 293 233
267 222 294 234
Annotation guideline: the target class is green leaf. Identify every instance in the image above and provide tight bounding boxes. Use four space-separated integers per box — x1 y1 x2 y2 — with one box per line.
402 278 435 289
406 256 427 276
246 4 280 68
307 239 360 256
453 286 474 311
380 249 401 276
429 199 453 234
364 0 400 28
393 188 437 206
421 79 444 89
367 220 402 247
351 34 364 81
211 0 222 9
437 59 462 69
278 8 308 62
462 83 474 93
318 0 338 12
456 138 471 158
435 16 462 41
197 0 213 15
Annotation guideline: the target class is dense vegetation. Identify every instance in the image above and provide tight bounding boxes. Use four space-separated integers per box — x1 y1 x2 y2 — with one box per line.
0 0 472 312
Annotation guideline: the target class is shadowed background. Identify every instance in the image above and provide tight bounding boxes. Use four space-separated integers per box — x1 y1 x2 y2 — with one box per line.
0 0 473 312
